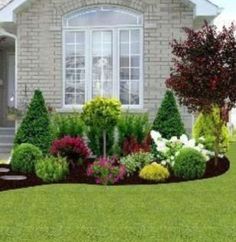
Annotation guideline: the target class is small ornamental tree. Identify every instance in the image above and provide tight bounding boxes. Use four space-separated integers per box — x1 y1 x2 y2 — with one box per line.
14 90 52 154
81 97 121 157
166 22 236 113
153 90 185 139
166 22 236 164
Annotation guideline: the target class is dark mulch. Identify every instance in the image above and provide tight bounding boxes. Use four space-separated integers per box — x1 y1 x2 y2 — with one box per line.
0 157 230 192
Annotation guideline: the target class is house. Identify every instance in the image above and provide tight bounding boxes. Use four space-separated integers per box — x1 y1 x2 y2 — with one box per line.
0 0 221 152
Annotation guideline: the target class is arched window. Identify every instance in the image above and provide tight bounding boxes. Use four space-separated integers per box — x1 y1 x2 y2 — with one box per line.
63 6 143 107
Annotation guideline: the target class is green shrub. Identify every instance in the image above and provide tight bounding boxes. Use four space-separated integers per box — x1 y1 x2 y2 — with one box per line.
36 156 69 183
51 113 84 139
120 152 154 176
173 148 206 180
117 113 151 155
139 163 170 182
81 97 121 157
14 90 52 154
152 90 185 139
11 143 43 173
193 107 229 155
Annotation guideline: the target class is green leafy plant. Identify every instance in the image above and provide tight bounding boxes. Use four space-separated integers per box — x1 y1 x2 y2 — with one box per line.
36 156 69 183
11 143 43 173
81 97 121 157
14 90 52 154
51 113 84 139
152 90 185 139
173 148 206 180
139 162 170 182
193 106 229 165
120 152 154 176
117 113 151 155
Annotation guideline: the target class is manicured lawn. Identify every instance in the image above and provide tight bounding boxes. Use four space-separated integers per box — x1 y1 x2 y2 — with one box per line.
0 144 236 242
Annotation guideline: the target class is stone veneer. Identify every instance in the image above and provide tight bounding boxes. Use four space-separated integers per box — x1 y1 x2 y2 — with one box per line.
16 0 194 131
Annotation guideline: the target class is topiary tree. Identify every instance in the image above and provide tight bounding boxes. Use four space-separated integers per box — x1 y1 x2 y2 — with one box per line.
193 106 230 164
14 90 52 154
152 90 185 139
81 97 121 157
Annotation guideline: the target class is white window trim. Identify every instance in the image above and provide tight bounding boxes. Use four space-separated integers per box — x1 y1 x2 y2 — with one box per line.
62 7 144 110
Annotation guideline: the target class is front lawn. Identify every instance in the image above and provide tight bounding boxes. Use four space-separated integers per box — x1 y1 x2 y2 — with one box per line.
0 142 235 242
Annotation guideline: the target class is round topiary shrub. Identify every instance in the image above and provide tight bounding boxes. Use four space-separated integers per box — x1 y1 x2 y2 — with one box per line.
11 143 43 173
139 162 170 182
36 156 69 183
173 148 206 180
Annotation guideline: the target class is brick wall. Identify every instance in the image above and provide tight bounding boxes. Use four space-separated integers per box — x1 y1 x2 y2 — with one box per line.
16 0 194 131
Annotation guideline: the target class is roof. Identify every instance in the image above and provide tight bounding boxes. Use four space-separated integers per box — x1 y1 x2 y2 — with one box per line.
0 0 222 23
0 0 11 9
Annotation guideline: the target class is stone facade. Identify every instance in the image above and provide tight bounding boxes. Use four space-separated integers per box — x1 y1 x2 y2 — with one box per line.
16 0 194 131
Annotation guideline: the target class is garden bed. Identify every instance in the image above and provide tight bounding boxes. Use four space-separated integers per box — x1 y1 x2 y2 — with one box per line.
0 157 230 192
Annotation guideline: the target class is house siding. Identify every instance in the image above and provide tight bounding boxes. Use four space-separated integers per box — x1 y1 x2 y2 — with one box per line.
16 0 194 131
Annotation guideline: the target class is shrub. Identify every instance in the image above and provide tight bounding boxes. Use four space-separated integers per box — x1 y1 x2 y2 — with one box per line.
87 157 126 185
36 156 69 183
139 163 170 182
81 97 121 157
193 107 230 156
152 91 185 139
11 143 43 173
14 90 52 154
120 152 154 176
50 136 90 165
151 131 212 168
173 148 206 180
117 113 151 148
51 113 84 139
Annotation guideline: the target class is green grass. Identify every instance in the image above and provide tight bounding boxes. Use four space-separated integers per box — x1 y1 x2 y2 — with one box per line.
0 144 236 242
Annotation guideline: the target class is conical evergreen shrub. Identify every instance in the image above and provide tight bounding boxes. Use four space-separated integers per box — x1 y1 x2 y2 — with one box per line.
152 90 185 139
14 90 52 154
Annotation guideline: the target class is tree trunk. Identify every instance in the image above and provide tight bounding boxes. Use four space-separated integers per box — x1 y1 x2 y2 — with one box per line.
103 130 107 158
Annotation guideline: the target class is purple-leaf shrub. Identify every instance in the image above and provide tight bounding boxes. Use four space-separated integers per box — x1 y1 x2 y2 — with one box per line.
87 157 126 185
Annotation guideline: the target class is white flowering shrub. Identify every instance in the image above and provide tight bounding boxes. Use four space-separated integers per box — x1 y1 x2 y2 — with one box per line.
151 131 214 167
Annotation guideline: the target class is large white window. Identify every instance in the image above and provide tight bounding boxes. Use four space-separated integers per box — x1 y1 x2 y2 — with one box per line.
63 6 143 108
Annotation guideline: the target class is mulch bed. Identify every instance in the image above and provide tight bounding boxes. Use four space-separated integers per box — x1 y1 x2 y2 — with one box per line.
0 157 230 192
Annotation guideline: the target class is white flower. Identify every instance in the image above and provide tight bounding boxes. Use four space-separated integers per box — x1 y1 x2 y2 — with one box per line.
161 160 167 166
170 156 175 161
199 137 205 142
151 130 162 141
170 136 178 142
152 162 159 166
156 141 168 153
198 143 204 149
180 134 189 145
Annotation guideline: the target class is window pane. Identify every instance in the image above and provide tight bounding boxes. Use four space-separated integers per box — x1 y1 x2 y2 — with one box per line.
131 30 140 43
131 42 140 55
64 7 143 27
131 68 139 80
120 31 129 43
131 82 139 105
65 94 75 105
120 43 129 56
120 57 129 68
120 68 129 80
120 82 129 105
131 56 140 67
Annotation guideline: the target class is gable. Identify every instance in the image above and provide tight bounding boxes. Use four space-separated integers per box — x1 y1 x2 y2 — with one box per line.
0 0 11 9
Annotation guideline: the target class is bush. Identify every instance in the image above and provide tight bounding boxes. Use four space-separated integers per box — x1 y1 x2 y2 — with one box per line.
14 90 52 154
11 143 43 173
173 148 206 180
81 97 121 157
87 157 126 185
120 152 154 176
51 113 84 139
139 163 170 182
193 107 229 155
50 136 90 165
152 91 185 139
36 156 69 183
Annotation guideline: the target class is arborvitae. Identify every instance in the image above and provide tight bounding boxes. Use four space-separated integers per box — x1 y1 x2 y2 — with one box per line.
152 90 186 139
14 90 52 154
